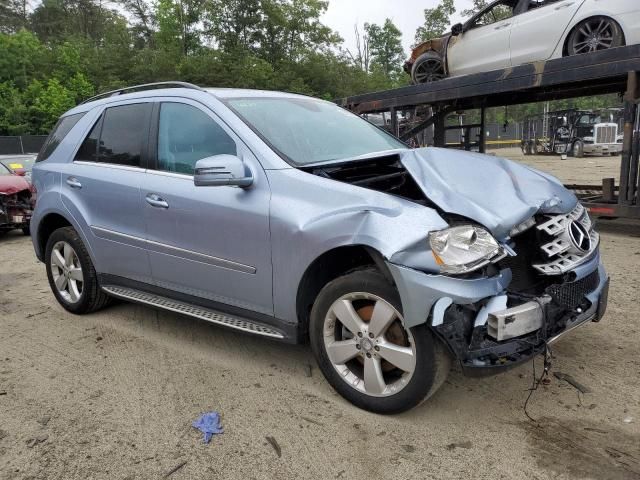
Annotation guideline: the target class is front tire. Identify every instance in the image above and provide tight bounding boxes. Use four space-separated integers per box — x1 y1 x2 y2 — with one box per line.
45 226 111 314
310 269 450 414
411 51 446 85
572 140 585 158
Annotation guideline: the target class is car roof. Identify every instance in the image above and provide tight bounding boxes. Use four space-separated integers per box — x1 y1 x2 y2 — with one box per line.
65 86 319 116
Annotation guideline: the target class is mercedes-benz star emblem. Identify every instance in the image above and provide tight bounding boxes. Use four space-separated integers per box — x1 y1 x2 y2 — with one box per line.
568 221 591 252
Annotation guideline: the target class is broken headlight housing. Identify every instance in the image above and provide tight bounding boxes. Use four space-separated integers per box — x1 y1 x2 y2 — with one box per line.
428 225 504 275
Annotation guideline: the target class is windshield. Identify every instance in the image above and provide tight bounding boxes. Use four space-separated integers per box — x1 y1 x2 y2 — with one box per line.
0 163 12 176
226 97 406 166
1 156 35 172
578 114 601 125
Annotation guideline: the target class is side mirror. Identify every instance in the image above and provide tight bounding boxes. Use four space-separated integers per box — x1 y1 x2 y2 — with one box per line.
14 168 26 177
194 155 253 188
451 23 463 36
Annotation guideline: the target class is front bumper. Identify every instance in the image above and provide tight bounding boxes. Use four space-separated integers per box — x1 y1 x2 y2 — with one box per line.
387 257 609 376
583 143 622 155
0 210 31 231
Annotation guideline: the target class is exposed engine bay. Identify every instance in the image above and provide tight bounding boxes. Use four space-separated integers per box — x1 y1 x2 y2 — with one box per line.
302 154 435 207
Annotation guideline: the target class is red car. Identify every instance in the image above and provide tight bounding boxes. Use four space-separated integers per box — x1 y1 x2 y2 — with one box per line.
0 161 34 236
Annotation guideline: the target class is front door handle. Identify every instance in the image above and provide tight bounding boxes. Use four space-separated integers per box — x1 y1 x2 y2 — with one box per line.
555 2 574 10
145 193 169 209
66 177 82 189
494 23 511 30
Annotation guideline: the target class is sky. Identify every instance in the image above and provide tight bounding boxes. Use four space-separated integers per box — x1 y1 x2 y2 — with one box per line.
322 0 474 56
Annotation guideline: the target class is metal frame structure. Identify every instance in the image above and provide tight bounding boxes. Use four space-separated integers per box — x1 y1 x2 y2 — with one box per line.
338 45 640 219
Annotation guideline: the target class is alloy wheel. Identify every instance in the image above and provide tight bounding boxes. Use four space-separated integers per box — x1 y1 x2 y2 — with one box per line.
413 58 445 84
322 292 416 397
571 18 617 54
50 241 84 303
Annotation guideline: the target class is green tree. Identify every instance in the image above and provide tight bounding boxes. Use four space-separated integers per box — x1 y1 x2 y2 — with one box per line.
365 19 404 81
414 0 455 44
0 0 29 33
461 0 490 19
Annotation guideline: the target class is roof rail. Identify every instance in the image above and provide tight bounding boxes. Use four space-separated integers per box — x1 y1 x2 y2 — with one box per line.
80 81 205 105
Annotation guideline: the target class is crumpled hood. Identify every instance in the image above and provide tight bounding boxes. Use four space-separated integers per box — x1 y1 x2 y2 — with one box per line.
0 175 31 196
400 148 577 240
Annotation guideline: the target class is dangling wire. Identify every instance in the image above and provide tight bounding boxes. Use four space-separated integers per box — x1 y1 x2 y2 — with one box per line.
523 343 553 423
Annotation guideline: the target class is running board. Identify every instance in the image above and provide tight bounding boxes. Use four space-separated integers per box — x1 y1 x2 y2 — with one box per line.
102 285 285 339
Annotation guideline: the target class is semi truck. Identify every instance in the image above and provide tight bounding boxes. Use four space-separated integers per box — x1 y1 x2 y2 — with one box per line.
521 109 622 157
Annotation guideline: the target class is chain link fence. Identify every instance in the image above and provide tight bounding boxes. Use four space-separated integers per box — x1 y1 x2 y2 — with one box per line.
0 136 48 155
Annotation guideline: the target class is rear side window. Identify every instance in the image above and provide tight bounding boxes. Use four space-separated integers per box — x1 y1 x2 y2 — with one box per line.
36 112 85 162
156 103 237 175
75 103 149 167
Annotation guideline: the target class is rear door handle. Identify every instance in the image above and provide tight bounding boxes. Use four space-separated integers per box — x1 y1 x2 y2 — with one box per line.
66 177 82 189
494 23 511 30
145 193 169 209
555 2 574 10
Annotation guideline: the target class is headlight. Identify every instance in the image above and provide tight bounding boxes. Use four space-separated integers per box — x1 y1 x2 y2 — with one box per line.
428 225 503 274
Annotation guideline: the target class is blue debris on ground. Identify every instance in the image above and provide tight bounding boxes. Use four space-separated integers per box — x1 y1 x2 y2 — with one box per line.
192 412 224 443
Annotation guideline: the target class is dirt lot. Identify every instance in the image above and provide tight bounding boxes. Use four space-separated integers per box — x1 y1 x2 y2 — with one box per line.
1 151 639 480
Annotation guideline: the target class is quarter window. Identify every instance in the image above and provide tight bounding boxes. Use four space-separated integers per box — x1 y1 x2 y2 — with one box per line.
156 103 237 175
74 103 149 167
36 112 85 162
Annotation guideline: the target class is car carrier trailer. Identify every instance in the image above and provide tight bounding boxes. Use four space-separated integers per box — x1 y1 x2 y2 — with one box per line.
338 45 640 220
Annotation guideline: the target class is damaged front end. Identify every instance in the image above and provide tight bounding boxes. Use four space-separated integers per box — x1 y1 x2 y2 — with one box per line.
404 36 449 75
0 188 33 234
388 203 609 376
305 147 609 376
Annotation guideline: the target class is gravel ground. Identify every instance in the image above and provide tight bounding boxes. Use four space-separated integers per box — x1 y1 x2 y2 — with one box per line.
0 151 639 480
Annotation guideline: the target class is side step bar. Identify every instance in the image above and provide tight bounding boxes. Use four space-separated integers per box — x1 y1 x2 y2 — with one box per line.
102 285 285 339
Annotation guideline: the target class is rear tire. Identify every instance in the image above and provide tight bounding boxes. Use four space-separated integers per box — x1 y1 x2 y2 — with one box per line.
310 269 450 414
567 17 624 56
22 226 30 236
45 226 111 314
411 51 446 85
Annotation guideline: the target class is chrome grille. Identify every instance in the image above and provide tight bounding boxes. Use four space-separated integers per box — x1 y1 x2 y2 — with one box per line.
532 203 599 275
595 125 616 144
545 269 600 308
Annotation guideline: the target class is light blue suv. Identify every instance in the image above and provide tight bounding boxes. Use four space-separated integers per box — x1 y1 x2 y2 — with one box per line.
31 82 609 413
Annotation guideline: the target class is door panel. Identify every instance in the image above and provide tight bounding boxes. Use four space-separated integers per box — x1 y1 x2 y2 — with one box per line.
448 22 513 75
61 102 153 283
62 163 152 283
143 101 273 315
510 0 586 65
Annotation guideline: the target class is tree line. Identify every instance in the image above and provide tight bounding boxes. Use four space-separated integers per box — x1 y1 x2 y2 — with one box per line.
0 0 411 134
0 0 620 136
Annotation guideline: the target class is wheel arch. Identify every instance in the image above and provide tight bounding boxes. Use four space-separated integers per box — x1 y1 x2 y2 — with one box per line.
295 245 394 341
35 212 74 261
562 15 626 56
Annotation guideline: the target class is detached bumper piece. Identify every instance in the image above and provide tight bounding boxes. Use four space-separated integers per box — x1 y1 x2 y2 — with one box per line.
434 267 609 377
487 299 547 342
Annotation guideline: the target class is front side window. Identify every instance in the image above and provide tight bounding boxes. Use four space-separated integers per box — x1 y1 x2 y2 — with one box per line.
156 103 237 175
470 0 517 28
226 97 406 166
527 0 560 10
36 112 85 162
75 103 149 167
